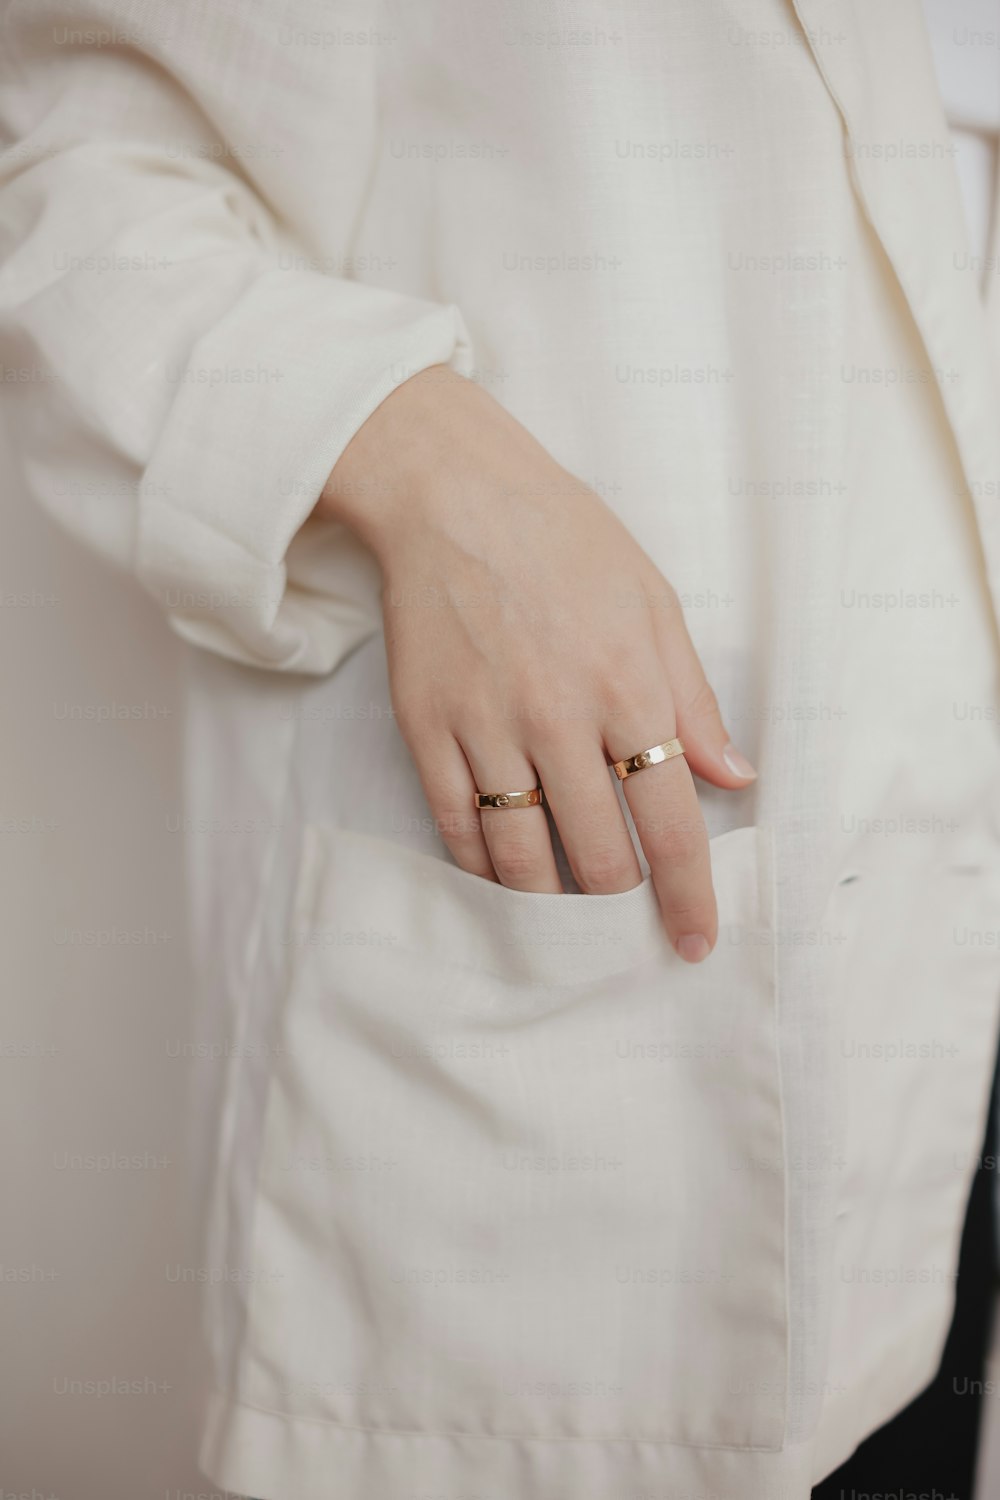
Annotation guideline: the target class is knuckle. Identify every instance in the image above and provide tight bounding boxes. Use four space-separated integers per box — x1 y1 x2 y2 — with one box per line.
679 677 721 727
535 699 598 738
516 708 567 747
490 837 545 888
639 815 705 869
607 661 663 708
574 845 638 895
434 808 483 845
658 576 680 611
648 584 682 625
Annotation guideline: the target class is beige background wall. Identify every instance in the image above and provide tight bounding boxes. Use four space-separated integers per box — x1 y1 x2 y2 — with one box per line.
0 420 214 1500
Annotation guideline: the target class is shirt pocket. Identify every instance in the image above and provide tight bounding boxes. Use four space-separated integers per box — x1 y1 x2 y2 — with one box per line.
240 822 788 1450
824 840 1000 1391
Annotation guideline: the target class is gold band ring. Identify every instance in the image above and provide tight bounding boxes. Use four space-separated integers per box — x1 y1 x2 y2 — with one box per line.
611 738 686 781
474 787 544 811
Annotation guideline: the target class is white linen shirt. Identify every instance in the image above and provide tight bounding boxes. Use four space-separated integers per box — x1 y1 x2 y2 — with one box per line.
4 3 1000 1498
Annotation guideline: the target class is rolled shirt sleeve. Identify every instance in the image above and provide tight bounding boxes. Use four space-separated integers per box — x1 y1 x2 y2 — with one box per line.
137 273 472 672
0 2 474 673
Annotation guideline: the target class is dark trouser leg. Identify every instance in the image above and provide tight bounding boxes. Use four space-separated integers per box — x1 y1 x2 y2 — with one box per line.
812 1051 999 1500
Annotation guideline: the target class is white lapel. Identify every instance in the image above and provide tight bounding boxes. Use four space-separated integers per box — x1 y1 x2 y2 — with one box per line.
794 0 1000 631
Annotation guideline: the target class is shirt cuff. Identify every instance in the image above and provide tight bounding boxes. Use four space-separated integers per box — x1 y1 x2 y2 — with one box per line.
136 268 474 673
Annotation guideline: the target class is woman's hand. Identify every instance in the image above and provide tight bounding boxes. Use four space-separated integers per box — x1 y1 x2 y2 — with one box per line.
317 367 755 962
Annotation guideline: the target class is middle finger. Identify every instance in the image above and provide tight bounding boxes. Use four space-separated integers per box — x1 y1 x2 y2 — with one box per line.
532 737 642 894
605 719 716 961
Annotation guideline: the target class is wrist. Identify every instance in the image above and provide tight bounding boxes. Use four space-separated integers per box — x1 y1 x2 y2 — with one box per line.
317 364 482 557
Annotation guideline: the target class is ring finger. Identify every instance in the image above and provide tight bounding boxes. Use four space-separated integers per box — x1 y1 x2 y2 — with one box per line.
460 739 562 893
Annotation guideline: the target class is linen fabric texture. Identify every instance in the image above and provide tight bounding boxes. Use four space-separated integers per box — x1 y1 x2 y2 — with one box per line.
3 2 1000 1496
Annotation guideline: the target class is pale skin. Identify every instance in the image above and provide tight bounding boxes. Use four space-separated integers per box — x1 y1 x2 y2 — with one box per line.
318 365 757 963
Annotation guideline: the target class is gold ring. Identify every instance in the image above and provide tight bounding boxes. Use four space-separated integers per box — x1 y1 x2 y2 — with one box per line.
611 738 685 780
474 787 544 810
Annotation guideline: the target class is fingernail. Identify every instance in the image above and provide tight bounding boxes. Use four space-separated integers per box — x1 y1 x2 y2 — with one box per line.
722 742 757 780
677 933 711 964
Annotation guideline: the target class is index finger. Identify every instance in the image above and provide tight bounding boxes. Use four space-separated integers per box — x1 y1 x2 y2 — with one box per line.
607 725 716 962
